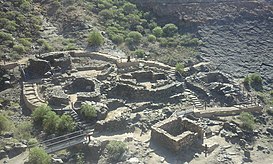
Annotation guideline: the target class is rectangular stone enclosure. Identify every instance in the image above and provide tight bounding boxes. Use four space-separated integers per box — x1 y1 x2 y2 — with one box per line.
151 117 204 152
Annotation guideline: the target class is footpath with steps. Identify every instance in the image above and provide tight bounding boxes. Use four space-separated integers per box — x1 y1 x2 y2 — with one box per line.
184 89 204 109
22 82 46 110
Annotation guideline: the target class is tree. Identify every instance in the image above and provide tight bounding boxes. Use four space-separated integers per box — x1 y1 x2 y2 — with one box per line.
42 111 60 135
80 103 97 120
87 30 104 46
28 147 51 164
31 104 52 127
152 26 163 37
162 23 178 37
0 114 9 133
57 114 76 134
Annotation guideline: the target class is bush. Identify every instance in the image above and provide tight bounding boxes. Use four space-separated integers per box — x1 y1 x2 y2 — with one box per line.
31 104 52 127
87 30 104 46
57 114 76 134
111 34 124 45
147 34 156 43
250 73 262 90
80 103 97 120
122 2 136 14
126 31 142 45
106 140 127 161
134 49 145 58
28 138 38 148
239 112 255 131
13 44 26 54
175 63 185 75
162 23 178 37
42 111 60 135
243 75 250 86
0 114 9 133
28 147 51 164
99 9 114 20
152 26 163 37
14 121 33 140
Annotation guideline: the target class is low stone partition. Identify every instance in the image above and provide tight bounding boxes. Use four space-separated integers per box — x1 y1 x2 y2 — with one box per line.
69 51 118 64
151 117 204 152
194 105 263 118
107 82 184 102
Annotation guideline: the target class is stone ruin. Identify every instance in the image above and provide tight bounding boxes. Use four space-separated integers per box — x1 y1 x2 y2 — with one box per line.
185 71 246 106
151 117 204 152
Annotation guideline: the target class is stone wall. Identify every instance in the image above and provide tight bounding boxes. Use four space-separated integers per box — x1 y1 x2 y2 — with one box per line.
151 117 204 152
107 82 184 102
194 105 263 117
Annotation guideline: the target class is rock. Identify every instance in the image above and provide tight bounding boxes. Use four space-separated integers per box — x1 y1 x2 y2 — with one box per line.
8 143 27 158
244 150 251 159
0 150 7 160
3 132 13 138
266 128 273 135
239 139 247 147
126 157 140 164
52 158 64 164
4 146 12 152
257 145 265 151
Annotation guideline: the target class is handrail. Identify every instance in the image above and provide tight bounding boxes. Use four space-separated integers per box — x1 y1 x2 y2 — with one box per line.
41 130 83 144
45 133 87 148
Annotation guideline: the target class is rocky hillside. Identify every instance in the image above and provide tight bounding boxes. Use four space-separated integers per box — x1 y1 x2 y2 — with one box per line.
132 0 273 89
1 0 204 67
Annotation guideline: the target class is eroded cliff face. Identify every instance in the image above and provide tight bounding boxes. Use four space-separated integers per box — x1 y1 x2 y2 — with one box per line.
132 0 273 89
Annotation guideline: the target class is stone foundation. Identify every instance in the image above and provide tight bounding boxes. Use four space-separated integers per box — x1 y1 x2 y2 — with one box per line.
151 117 204 152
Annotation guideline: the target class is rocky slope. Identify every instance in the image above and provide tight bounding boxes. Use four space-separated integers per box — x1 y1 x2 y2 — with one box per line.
133 0 273 89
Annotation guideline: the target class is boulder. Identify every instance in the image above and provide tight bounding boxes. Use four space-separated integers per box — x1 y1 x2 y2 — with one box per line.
0 150 7 160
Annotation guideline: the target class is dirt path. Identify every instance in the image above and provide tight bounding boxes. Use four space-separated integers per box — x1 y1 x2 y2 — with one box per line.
0 150 29 164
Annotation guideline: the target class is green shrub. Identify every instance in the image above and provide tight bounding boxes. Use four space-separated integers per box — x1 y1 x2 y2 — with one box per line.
42 111 60 135
80 103 97 119
243 75 250 86
0 114 10 133
152 26 163 37
14 121 33 140
111 34 124 45
0 32 13 41
18 38 32 47
175 63 185 75
239 112 255 131
31 104 52 127
122 2 136 14
28 147 51 164
126 31 142 45
147 34 156 43
106 140 127 161
134 49 145 58
87 30 104 46
99 9 114 20
13 44 26 54
57 114 76 134
162 23 178 37
28 138 38 148
250 73 262 88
